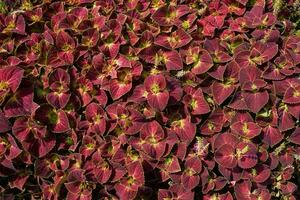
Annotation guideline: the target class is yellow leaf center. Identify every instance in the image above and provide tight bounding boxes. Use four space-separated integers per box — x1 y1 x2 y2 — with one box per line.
0 81 9 91
151 83 160 94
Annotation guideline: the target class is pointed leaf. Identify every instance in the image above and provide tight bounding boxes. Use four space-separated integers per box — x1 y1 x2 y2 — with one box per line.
243 91 269 113
164 50 183 71
212 82 235 105
262 126 283 147
283 86 300 104
289 127 300 145
0 111 10 132
215 144 237 168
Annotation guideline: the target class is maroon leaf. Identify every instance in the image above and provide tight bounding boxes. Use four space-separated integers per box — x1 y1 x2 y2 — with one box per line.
145 74 169 111
164 50 183 71
231 121 262 139
171 118 196 143
0 66 24 93
289 127 300 145
236 142 258 169
4 84 34 118
155 28 192 49
262 126 283 147
152 6 189 26
215 144 237 169
212 82 235 105
183 88 210 115
283 86 300 104
234 180 252 200
250 42 278 65
243 91 269 113
191 50 213 75
0 110 10 132
85 103 106 135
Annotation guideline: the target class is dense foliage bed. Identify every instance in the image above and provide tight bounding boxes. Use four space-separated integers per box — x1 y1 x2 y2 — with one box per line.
0 0 300 199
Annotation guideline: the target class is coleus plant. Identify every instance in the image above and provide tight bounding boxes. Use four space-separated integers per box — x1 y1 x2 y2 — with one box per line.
0 0 299 200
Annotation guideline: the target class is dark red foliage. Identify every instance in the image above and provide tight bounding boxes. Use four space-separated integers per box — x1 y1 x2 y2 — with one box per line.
0 0 300 199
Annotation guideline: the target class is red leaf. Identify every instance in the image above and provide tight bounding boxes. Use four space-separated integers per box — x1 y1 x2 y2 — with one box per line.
0 110 10 133
262 126 283 147
212 82 235 105
283 86 300 104
215 144 237 168
243 91 269 113
164 50 183 71
289 127 300 145
231 121 262 139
